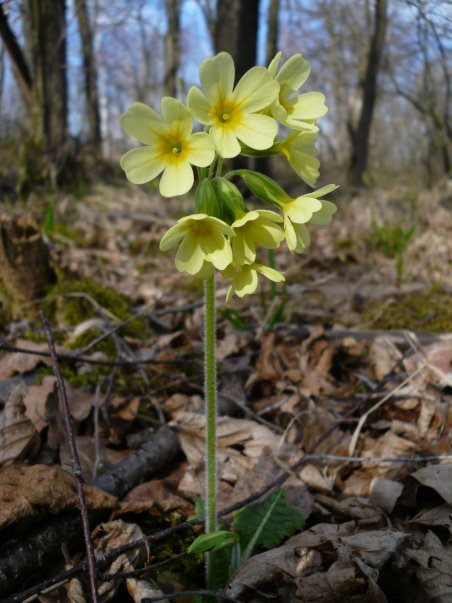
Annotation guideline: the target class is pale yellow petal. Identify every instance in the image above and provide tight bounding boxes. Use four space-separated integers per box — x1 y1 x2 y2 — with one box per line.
291 92 328 120
120 147 165 184
277 54 311 90
288 152 320 187
232 66 279 112
284 217 297 252
159 161 194 197
232 231 256 264
206 239 233 270
256 265 285 282
187 86 215 125
234 113 278 151
159 222 188 251
210 125 241 158
185 132 215 167
175 234 205 274
293 223 311 252
161 97 193 135
119 102 163 144
268 52 282 77
200 52 235 105
234 267 259 297
286 197 322 223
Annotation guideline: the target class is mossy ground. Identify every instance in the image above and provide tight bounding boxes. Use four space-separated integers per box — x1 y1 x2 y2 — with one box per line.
362 285 452 332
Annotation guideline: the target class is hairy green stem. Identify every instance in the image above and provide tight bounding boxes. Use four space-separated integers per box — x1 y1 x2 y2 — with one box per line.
204 273 217 585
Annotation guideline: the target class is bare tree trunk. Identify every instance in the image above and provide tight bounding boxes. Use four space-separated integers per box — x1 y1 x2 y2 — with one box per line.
0 2 33 106
75 0 101 153
28 0 68 186
0 0 69 189
164 0 181 97
348 0 388 187
266 0 280 64
214 0 260 79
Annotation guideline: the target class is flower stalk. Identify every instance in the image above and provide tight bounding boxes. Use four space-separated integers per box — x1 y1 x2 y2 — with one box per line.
204 273 217 585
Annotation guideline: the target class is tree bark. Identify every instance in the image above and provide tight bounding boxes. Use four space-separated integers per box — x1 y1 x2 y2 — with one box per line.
0 214 56 320
164 0 181 97
214 0 260 80
348 0 388 187
266 0 280 65
0 2 33 105
75 0 102 152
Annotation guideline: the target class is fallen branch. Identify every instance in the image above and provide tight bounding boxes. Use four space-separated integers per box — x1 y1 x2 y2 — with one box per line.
0 426 180 599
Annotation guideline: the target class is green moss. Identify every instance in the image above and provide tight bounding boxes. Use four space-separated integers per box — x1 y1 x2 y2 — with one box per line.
45 273 151 341
335 237 355 250
362 285 452 332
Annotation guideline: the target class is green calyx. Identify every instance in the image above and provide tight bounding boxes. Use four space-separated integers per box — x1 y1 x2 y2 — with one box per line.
230 169 287 209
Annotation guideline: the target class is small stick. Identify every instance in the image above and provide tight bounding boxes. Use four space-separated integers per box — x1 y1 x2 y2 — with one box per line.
39 311 99 603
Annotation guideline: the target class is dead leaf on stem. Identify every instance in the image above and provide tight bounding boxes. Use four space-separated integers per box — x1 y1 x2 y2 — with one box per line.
0 384 39 467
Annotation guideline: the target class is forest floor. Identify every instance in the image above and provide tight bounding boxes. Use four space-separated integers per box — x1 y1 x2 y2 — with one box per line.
0 177 451 603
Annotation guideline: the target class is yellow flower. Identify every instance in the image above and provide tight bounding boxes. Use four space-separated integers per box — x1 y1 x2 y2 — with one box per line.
159 214 234 275
224 263 285 301
120 98 215 197
282 184 338 252
231 210 285 265
276 131 320 187
187 52 280 158
268 52 327 132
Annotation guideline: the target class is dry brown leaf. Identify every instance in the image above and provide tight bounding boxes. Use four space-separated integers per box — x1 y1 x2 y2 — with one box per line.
370 336 402 381
0 339 53 379
299 463 336 493
171 412 280 496
23 376 57 432
409 503 452 535
126 579 169 603
172 411 280 470
226 522 403 602
405 341 452 388
216 332 247 361
370 477 404 513
0 384 39 467
94 520 149 601
115 478 194 517
0 464 117 529
411 464 452 505
404 531 452 602
362 432 417 472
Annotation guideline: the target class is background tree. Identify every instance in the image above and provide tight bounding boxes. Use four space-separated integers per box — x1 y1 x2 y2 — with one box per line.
347 0 389 186
0 0 68 189
75 0 102 154
214 0 260 78
164 0 181 97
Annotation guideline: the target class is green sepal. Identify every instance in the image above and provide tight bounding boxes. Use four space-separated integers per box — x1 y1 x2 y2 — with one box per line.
187 530 239 554
239 141 280 157
232 169 287 208
213 177 246 223
195 178 222 219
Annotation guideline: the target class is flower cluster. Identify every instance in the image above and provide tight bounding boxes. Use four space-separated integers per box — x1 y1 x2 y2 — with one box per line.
120 52 337 300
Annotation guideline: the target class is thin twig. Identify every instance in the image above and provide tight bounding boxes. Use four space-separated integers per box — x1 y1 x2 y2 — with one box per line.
39 311 99 603
97 552 186 581
305 452 452 464
138 591 240 603
0 341 199 366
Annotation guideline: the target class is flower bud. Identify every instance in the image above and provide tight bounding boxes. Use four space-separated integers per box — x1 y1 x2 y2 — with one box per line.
213 177 246 222
195 178 222 219
233 169 287 208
